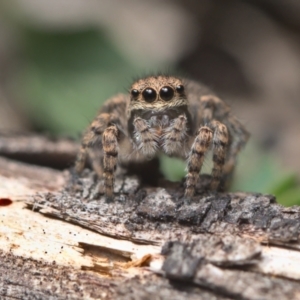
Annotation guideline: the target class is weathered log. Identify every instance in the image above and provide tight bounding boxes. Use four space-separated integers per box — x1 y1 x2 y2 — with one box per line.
1 135 300 300
0 133 79 169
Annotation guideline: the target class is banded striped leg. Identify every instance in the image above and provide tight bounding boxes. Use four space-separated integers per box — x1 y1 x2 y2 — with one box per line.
210 120 229 190
102 125 119 199
75 132 93 174
185 127 212 198
200 95 230 124
200 95 230 191
133 117 158 158
75 113 111 176
163 114 188 155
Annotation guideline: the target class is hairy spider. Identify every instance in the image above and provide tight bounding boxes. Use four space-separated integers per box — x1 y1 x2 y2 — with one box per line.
75 75 249 199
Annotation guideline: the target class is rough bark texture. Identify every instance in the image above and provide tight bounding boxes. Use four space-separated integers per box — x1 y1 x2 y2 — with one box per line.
1 135 300 300
29 169 300 247
0 250 115 300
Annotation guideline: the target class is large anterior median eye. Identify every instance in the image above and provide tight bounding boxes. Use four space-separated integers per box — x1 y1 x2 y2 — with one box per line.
142 88 157 103
160 86 174 101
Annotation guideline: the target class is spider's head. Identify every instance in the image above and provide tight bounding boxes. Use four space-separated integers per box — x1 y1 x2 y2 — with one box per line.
128 75 187 115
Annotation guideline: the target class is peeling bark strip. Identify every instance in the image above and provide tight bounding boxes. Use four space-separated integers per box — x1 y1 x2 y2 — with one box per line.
161 241 300 300
161 236 261 268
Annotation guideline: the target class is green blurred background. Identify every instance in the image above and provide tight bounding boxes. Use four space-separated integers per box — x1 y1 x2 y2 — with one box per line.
0 0 299 205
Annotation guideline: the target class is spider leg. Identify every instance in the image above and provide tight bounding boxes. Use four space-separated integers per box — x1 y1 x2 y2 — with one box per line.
87 150 104 176
222 116 250 188
185 94 230 194
102 125 119 199
75 113 111 176
210 120 229 190
185 126 212 198
163 114 188 155
199 94 248 190
200 95 230 124
133 117 158 158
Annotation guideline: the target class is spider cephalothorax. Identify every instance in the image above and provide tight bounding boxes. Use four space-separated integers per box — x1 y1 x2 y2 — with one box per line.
127 76 193 159
75 75 249 199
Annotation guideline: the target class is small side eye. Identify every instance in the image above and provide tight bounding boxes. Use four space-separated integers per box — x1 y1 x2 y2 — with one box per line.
131 89 140 99
176 85 184 93
142 88 157 103
159 86 174 101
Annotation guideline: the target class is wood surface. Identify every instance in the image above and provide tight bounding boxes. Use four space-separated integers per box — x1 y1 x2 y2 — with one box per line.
1 135 300 300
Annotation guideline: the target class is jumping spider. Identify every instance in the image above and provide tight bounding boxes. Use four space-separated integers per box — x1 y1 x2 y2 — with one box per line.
75 75 249 199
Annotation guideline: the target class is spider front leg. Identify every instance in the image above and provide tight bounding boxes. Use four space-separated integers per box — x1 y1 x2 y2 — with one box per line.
163 114 188 155
185 127 212 198
133 117 158 158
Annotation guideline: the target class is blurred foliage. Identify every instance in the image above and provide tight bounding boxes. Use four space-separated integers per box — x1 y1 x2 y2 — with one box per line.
14 29 147 135
231 143 300 206
11 27 300 207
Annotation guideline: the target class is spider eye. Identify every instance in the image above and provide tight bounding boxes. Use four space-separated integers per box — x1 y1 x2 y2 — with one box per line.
176 85 184 93
159 86 174 101
142 88 157 103
131 89 140 99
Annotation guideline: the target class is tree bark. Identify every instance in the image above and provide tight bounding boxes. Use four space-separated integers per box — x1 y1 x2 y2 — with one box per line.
1 135 300 300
